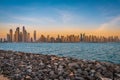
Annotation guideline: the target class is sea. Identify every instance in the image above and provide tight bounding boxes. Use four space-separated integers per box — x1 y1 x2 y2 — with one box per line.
0 43 120 64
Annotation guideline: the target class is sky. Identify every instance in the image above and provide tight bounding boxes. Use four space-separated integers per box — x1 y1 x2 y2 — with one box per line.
0 0 120 38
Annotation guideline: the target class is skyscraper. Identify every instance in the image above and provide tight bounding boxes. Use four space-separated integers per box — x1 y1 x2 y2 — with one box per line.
27 33 30 42
0 38 2 42
7 34 10 42
14 27 20 42
9 29 13 42
22 26 27 42
34 30 36 42
19 32 23 42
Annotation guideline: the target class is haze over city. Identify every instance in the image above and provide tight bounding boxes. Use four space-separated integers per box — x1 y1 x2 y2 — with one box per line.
0 0 120 39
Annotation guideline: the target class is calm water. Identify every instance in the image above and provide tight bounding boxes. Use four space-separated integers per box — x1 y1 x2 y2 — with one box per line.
0 43 120 64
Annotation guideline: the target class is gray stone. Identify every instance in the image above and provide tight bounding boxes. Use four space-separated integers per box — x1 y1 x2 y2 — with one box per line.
49 71 55 76
68 62 79 68
91 69 95 73
27 69 32 72
75 77 85 80
115 73 120 77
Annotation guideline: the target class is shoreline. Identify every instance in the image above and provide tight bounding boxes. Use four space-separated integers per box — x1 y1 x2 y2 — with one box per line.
0 50 120 80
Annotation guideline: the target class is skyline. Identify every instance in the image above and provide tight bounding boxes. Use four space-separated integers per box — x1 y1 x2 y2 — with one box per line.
1 26 119 43
0 0 120 38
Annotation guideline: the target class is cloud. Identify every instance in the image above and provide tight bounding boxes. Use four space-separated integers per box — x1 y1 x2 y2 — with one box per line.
56 9 74 23
12 16 56 24
60 12 73 23
13 16 38 22
98 16 120 32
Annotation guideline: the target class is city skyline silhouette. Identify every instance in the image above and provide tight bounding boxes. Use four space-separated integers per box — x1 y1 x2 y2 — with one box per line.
1 26 119 43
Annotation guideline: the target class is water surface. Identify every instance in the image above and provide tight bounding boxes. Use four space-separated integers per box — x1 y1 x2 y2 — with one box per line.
0 43 120 64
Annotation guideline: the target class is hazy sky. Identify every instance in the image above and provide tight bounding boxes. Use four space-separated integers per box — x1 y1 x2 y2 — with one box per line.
0 0 120 38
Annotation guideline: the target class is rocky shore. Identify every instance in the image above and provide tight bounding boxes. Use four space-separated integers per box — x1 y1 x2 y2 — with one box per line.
0 50 120 80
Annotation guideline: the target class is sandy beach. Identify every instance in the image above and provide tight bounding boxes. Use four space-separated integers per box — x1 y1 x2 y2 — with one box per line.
0 50 120 80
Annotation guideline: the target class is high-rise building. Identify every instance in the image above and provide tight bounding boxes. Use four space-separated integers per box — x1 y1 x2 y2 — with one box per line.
16 27 20 42
0 38 2 42
9 29 13 42
31 37 33 42
14 27 20 42
7 34 10 42
50 37 55 43
22 26 25 42
22 26 27 42
34 30 36 42
47 35 50 42
19 32 23 42
27 33 30 42
4 38 6 42
40 35 46 42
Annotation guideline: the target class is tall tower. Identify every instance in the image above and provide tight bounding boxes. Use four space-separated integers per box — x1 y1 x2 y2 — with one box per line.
22 26 25 42
27 33 30 42
9 29 13 42
19 32 23 42
15 27 20 42
22 26 27 42
7 34 10 42
34 30 36 42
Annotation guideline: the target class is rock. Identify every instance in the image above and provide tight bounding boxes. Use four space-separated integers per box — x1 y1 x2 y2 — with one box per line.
68 63 79 68
27 69 32 73
77 68 82 73
51 57 58 60
49 71 55 76
96 62 102 68
100 77 112 80
59 76 64 80
58 65 64 75
69 72 74 76
27 65 32 69
13 74 22 80
25 75 31 79
0 75 9 80
54 63 58 65
115 73 120 77
90 69 95 73
40 61 44 66
47 64 51 68
59 58 64 61
75 77 85 80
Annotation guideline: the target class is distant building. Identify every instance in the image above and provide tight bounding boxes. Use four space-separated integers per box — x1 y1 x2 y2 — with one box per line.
61 36 65 42
34 30 36 42
7 34 10 42
9 29 13 42
14 27 20 42
47 35 51 42
50 37 55 43
31 37 33 42
27 33 30 42
19 32 23 42
56 35 61 42
22 26 27 42
40 35 46 42
0 38 2 42
4 38 7 42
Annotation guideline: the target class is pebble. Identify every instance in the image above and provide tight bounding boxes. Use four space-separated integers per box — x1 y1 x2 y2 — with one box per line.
68 62 79 68
0 50 120 80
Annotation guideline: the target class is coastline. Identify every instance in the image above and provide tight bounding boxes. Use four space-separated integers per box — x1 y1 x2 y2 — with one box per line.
0 50 120 80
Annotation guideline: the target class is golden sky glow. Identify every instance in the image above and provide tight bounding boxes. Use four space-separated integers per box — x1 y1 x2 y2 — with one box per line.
0 24 120 39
